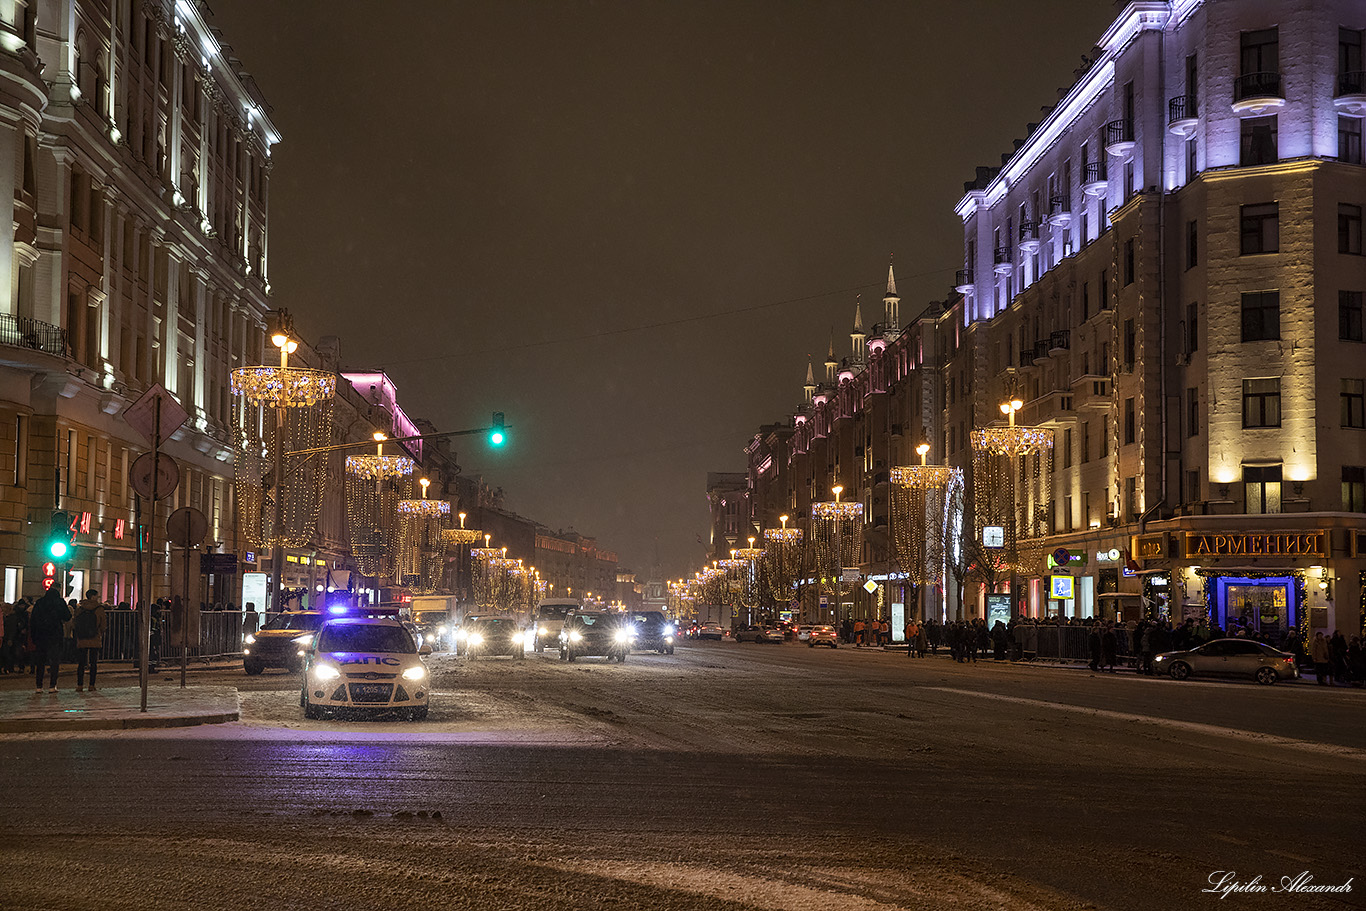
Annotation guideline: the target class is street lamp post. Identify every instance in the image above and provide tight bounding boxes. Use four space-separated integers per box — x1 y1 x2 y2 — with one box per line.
269 330 297 612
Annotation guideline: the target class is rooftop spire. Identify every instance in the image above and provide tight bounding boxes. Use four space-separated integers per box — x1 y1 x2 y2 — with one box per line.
853 294 864 333
885 254 898 297
804 359 815 386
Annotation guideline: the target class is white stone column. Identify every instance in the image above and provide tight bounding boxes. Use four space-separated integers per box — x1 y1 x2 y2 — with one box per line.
0 114 18 317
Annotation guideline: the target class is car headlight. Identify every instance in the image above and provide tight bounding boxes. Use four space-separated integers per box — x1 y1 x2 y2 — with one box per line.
437 626 448 636
293 633 314 645
538 626 547 636
570 631 583 642
614 629 630 643
313 664 341 681
454 629 467 641
244 634 256 645
664 625 676 635
665 637 673 643
467 633 484 647
402 666 426 681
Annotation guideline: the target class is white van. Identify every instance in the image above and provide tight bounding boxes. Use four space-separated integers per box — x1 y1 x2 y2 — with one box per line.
531 598 580 652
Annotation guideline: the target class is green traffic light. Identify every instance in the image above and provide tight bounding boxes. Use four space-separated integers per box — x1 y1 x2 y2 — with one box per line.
49 540 68 559
490 430 505 446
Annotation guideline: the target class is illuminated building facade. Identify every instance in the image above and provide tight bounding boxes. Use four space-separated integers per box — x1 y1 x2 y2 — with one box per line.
0 0 278 602
737 0 1364 639
950 0 1365 636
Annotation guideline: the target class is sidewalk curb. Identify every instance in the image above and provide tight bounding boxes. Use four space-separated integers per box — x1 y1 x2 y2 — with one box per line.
0 708 240 733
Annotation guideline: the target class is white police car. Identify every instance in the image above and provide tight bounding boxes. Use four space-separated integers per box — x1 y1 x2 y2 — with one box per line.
299 616 432 721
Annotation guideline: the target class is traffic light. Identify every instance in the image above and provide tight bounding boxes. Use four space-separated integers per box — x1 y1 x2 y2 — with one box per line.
489 412 506 447
45 511 72 560
41 561 56 591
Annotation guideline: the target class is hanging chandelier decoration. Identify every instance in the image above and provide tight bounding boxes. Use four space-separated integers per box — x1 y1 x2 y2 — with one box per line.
395 478 450 594
231 333 336 550
970 400 1054 576
344 433 413 578
730 538 764 615
762 515 805 606
890 445 965 590
811 486 864 618
441 510 483 548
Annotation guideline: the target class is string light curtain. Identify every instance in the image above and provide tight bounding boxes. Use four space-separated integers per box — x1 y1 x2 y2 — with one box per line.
811 497 863 619
396 480 450 594
890 465 965 589
344 452 413 579
970 426 1054 576
762 523 805 607
231 367 336 549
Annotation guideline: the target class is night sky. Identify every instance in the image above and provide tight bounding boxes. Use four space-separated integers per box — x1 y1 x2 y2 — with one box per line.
208 1 1119 582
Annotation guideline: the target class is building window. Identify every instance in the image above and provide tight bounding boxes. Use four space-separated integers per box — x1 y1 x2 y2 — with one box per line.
1185 469 1201 504
1123 318 1136 369
1186 220 1198 269
1124 477 1137 520
1186 302 1199 354
1124 397 1135 444
1186 136 1197 179
1241 291 1280 341
1099 417 1109 457
1186 387 1199 437
1063 495 1074 532
1081 422 1091 463
1343 378 1365 428
1063 429 1073 468
1340 204 1363 254
1242 378 1281 428
13 415 26 487
1340 116 1363 165
1244 464 1282 515
1345 466 1366 512
1342 290 1364 341
1081 281 1090 321
1240 203 1279 254
1240 116 1278 166
1123 239 1135 285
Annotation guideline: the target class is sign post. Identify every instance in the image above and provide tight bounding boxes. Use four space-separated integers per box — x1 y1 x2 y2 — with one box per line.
167 506 208 689
123 384 187 712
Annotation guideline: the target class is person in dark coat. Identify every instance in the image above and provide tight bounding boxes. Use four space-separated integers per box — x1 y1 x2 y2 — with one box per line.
30 588 71 693
992 620 1008 661
1100 622 1119 672
72 589 106 693
974 621 990 663
1088 623 1102 671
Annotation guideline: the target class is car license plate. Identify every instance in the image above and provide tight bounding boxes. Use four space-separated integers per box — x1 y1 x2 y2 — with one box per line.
348 683 393 704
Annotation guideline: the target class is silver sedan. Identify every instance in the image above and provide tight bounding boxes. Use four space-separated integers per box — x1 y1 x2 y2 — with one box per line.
1153 638 1298 685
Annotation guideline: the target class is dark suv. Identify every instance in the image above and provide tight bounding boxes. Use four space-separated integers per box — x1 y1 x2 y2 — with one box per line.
626 611 676 654
559 609 631 663
244 611 324 675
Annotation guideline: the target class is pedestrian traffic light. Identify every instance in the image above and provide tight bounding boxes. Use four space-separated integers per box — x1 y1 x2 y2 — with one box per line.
41 561 56 590
45 511 72 559
489 412 506 447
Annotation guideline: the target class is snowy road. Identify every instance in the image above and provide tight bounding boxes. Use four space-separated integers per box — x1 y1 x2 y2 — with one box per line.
1 642 1362 910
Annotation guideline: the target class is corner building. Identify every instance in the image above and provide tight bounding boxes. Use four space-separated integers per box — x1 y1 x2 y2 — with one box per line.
0 0 278 602
951 0 1365 637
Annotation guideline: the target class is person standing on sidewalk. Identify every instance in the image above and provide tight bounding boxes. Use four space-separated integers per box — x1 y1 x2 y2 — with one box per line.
1310 631 1331 685
30 587 71 693
72 589 106 693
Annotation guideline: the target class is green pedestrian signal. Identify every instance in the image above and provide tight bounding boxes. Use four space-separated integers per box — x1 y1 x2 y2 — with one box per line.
489 412 506 447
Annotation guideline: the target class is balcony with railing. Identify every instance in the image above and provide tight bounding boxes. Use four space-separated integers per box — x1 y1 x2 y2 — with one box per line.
1336 71 1366 114
954 269 974 294
1018 219 1041 254
1047 194 1072 227
1017 349 1038 370
1049 329 1070 353
1232 72 1284 114
1022 389 1077 427
993 246 1013 274
1032 339 1051 364
1167 94 1198 136
1082 160 1108 197
0 314 66 357
1104 119 1135 159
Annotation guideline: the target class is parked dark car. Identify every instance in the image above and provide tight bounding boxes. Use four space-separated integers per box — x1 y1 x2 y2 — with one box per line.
559 609 631 662
1153 638 1298 685
626 611 676 654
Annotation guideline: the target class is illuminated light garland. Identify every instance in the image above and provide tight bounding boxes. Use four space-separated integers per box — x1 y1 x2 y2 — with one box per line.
232 398 333 549
970 422 1055 577
890 464 964 588
230 366 336 407
442 528 483 546
811 500 865 519
811 497 864 622
345 454 414 480
763 526 805 605
345 469 400 578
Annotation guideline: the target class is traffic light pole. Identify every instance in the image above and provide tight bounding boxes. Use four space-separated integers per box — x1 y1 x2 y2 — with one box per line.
284 422 506 458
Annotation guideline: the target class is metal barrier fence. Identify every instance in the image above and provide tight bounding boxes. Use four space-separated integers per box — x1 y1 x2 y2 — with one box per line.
1025 624 1132 662
52 609 245 664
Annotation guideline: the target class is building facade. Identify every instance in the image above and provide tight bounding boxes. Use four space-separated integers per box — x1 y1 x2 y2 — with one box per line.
0 0 277 603
728 0 1365 641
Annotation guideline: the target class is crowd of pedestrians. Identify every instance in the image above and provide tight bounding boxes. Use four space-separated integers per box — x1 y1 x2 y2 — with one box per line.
824 611 1364 687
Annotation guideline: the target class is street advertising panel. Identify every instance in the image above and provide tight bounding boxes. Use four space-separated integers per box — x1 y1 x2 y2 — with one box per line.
891 601 905 641
242 572 267 614
986 593 1012 625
